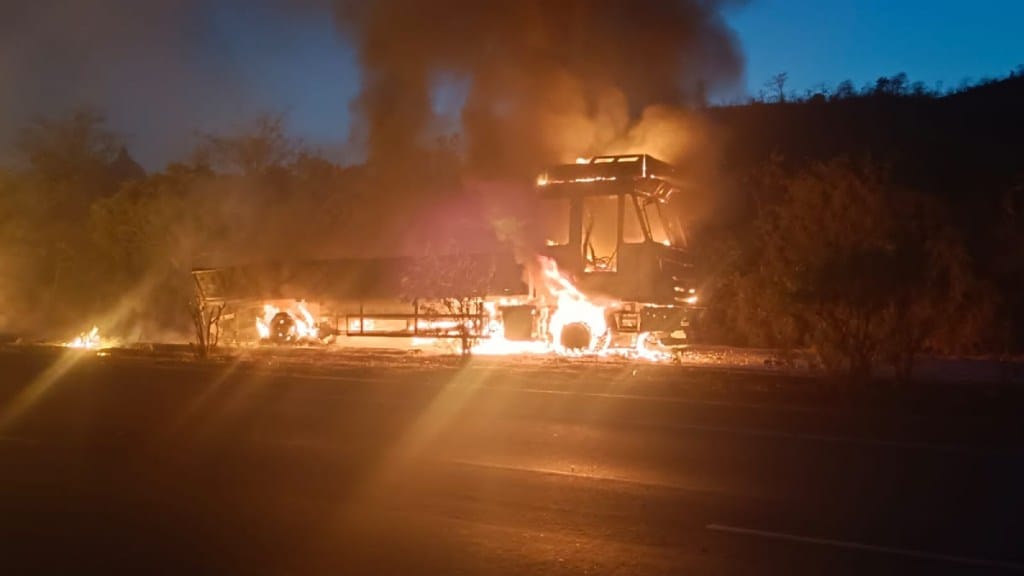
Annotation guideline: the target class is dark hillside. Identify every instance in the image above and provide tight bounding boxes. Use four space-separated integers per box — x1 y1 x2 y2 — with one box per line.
696 74 1024 353
706 75 1024 231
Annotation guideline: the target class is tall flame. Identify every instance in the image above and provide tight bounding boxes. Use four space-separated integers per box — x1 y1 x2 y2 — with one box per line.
536 256 608 352
255 304 276 339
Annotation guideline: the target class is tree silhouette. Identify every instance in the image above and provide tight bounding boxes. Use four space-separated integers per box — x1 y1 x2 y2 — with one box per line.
764 72 788 103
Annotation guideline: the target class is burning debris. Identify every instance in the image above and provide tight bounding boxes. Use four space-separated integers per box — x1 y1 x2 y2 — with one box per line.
65 326 109 350
256 303 324 345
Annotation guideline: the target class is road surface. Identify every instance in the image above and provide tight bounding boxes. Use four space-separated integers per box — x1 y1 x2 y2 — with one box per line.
1 348 1022 574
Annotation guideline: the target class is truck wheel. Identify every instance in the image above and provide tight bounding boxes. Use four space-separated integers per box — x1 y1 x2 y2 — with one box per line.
560 322 591 351
269 311 297 343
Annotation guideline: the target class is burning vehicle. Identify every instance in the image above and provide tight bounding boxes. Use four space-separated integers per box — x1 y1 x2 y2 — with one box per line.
191 154 699 357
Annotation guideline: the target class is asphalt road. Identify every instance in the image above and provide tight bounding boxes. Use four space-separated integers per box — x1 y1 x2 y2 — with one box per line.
1 348 1022 575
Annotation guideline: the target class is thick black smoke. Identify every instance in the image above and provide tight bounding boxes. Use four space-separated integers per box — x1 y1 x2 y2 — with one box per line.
334 0 746 175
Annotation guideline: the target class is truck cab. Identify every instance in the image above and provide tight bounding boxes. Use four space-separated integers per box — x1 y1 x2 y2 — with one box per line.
536 154 697 307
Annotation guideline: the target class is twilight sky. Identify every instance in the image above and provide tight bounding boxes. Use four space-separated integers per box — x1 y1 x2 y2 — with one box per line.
0 0 1020 169
730 0 1024 98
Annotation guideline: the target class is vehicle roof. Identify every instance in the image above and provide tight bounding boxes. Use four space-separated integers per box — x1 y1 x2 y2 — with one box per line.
536 154 683 201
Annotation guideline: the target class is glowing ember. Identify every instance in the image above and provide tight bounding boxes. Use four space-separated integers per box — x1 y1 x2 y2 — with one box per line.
469 302 551 355
674 286 699 305
471 338 552 356
66 326 102 349
628 332 676 363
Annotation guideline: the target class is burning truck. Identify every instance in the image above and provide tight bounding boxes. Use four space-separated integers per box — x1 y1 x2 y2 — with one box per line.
191 154 699 357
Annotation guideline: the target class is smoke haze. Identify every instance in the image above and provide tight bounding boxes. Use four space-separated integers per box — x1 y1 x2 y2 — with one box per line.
334 0 746 175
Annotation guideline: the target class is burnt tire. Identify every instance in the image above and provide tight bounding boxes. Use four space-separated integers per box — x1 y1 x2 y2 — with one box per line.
560 322 592 351
269 311 297 343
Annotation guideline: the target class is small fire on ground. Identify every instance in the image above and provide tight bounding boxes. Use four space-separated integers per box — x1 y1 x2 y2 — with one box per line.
64 326 111 350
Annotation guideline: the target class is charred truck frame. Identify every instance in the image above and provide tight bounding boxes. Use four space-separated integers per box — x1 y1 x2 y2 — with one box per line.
192 154 698 355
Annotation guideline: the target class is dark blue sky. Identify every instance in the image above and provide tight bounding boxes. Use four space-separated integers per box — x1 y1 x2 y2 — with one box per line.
729 0 1023 99
207 2 359 151
1 0 1020 168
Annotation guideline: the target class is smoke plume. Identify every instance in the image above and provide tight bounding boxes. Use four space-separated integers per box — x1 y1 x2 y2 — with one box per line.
334 0 746 175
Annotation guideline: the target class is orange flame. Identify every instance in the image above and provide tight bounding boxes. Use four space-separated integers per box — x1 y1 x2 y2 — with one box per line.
66 326 102 349
535 256 608 352
256 302 320 342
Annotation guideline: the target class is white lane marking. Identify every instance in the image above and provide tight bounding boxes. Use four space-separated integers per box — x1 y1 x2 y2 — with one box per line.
707 523 1024 572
